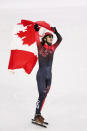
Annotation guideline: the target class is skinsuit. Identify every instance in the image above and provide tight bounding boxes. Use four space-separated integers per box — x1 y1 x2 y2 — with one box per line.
34 24 62 121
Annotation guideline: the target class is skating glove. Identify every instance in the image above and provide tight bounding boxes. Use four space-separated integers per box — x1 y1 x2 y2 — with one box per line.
34 24 39 31
51 27 62 42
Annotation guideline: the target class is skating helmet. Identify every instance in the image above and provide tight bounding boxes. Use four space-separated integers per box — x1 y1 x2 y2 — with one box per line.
43 32 53 38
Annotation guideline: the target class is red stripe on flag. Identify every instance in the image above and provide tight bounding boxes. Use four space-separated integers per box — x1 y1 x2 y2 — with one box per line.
8 49 38 74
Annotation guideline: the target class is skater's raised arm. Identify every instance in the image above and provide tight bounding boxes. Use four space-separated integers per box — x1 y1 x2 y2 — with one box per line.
51 27 62 51
34 24 41 49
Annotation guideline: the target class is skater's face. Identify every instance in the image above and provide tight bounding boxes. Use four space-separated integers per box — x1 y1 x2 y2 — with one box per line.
46 35 53 44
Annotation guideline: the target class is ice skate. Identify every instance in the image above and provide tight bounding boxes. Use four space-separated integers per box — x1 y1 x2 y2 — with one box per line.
34 114 44 124
32 114 47 128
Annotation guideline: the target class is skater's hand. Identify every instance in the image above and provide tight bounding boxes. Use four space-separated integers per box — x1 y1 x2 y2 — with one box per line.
51 26 62 41
51 27 58 34
34 24 39 31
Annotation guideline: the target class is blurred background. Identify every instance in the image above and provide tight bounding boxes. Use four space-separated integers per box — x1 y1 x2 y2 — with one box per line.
0 0 87 131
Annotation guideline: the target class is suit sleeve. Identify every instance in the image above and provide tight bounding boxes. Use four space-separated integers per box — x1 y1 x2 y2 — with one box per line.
35 31 41 49
52 32 62 51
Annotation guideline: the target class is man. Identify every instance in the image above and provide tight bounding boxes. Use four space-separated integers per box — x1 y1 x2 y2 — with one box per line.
34 24 62 124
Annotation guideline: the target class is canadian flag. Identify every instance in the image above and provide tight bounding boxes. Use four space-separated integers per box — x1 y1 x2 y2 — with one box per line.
8 20 54 74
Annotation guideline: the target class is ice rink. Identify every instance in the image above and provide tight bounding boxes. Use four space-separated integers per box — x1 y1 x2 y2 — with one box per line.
0 0 87 130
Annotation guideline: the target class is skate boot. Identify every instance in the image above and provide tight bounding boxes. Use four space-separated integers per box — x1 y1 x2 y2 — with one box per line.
32 114 48 127
39 115 45 121
34 114 44 124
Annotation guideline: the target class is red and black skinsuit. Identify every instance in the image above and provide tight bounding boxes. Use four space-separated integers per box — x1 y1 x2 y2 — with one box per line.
35 28 62 115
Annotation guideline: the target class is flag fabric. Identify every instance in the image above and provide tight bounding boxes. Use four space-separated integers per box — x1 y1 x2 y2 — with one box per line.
8 20 54 74
8 49 37 74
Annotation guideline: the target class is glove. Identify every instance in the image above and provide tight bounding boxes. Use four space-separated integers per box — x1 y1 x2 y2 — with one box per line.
51 27 62 42
34 24 39 31
51 27 58 34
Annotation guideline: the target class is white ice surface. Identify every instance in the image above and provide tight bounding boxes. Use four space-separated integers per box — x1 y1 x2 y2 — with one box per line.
0 4 87 131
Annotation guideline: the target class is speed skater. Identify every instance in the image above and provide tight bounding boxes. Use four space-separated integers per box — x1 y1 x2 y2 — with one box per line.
33 24 62 124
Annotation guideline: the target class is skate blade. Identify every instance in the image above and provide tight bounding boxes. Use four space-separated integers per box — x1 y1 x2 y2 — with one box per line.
32 119 48 125
32 120 47 128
